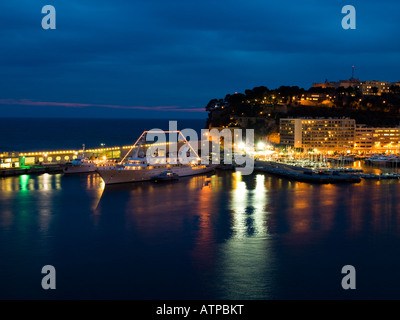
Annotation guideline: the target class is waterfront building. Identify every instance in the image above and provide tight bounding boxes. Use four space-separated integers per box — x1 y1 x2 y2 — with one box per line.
18 147 121 165
280 118 400 154
354 125 374 151
279 118 356 152
0 152 20 168
354 125 400 153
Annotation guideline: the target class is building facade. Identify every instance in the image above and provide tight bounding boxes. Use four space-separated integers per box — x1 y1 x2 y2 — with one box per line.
359 81 390 95
354 125 374 151
312 78 397 95
280 118 400 153
312 78 360 90
355 125 399 153
280 118 356 151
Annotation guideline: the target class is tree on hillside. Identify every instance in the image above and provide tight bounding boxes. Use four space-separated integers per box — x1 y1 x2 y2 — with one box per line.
277 86 304 104
389 85 400 94
205 98 225 112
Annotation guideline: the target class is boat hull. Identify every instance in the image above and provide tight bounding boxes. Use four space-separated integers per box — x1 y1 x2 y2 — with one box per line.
63 164 97 174
97 164 216 185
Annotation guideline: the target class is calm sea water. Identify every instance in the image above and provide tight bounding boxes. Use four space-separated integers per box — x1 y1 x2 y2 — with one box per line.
1 118 400 300
0 118 207 152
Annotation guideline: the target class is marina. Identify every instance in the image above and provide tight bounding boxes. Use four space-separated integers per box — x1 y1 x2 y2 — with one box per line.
1 148 400 183
1 118 400 301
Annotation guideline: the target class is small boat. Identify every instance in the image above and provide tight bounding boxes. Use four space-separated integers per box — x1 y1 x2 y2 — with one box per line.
329 156 354 163
379 172 400 180
360 173 380 179
151 170 179 182
63 156 97 174
63 145 97 174
365 155 389 165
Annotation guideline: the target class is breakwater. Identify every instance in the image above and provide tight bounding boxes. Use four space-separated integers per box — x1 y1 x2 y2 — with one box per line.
0 164 63 177
254 160 362 183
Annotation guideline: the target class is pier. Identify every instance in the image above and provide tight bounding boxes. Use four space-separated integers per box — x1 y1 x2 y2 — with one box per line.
253 159 400 183
0 164 63 177
254 160 362 183
0 140 203 177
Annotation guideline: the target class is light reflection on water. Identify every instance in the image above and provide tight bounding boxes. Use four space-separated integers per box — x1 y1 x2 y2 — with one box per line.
1 170 400 299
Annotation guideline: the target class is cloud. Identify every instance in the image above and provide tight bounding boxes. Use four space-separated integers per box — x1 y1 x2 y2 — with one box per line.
0 99 205 113
1 0 400 117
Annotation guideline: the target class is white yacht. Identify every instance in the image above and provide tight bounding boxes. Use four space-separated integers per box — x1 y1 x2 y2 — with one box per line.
63 145 97 174
366 155 390 165
96 131 216 185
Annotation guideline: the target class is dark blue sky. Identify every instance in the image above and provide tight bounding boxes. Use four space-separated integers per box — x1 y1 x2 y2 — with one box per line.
1 0 400 118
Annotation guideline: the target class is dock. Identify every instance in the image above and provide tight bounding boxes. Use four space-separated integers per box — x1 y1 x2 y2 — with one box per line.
254 160 362 183
0 164 64 177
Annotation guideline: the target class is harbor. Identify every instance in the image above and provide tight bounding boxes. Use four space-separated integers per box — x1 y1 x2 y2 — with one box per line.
1 119 400 301
2 158 400 300
2 143 400 184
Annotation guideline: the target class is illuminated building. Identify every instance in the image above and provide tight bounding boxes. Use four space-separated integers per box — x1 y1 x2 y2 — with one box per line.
280 118 356 151
17 147 121 165
359 80 390 95
0 152 20 168
354 125 374 151
355 125 400 153
280 118 399 153
299 93 333 103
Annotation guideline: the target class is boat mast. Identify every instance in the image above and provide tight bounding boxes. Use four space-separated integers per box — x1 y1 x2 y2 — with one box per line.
119 131 147 164
119 130 200 165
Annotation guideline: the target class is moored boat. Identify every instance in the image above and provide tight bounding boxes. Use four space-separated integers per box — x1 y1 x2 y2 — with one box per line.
365 155 390 165
151 170 179 182
96 130 216 185
63 145 97 174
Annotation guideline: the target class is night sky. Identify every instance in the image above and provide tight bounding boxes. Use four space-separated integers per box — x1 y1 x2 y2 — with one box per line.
1 0 400 118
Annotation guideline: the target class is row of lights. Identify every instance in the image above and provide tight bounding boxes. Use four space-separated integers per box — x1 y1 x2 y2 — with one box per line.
86 147 120 152
18 143 184 157
19 146 121 157
20 150 77 156
122 142 180 149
